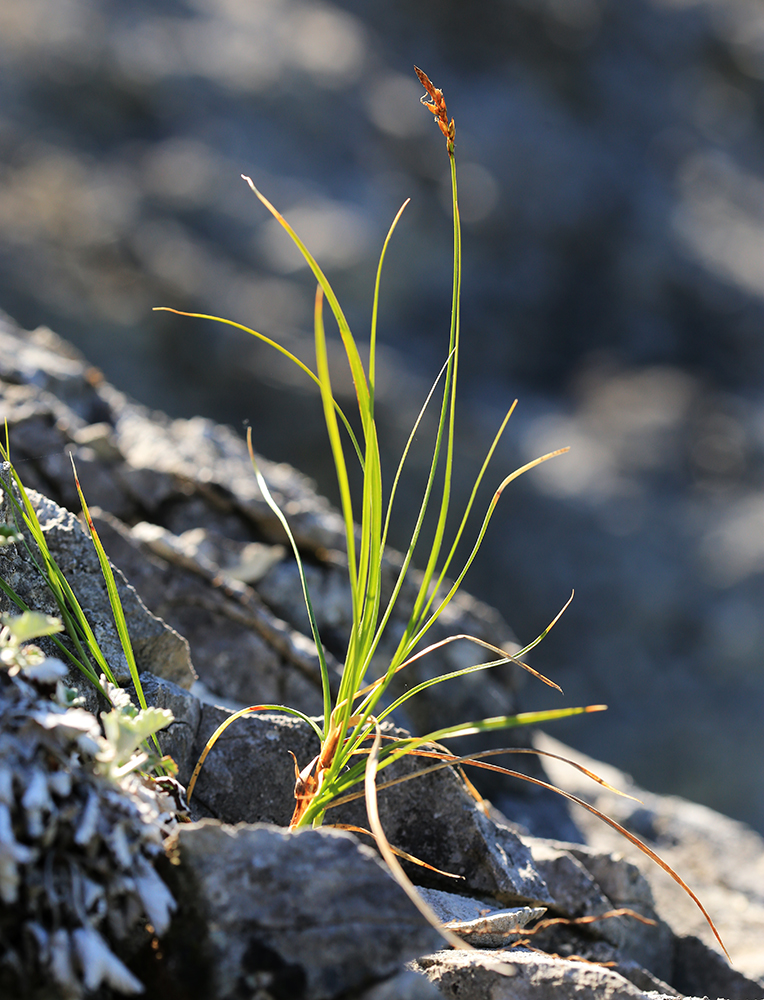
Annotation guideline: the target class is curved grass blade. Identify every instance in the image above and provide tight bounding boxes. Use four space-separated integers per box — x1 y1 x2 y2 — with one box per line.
187 703 323 801
242 176 370 415
330 824 463 879
363 721 472 950
246 428 332 734
312 287 360 631
350 598 573 761
299 705 607 830
355 621 567 718
152 307 363 469
369 199 410 403
350 740 730 961
352 350 455 687
409 447 571 653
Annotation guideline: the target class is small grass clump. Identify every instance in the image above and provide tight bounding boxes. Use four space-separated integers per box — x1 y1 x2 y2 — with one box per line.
0 444 172 773
166 69 594 832
156 69 729 956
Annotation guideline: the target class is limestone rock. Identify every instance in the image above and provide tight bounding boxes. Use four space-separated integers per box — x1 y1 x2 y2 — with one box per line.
412 948 659 1000
186 704 320 827
536 731 764 986
158 820 444 1000
182 703 555 906
527 840 672 979
417 886 546 948
355 969 441 1000
90 508 338 717
672 935 764 1000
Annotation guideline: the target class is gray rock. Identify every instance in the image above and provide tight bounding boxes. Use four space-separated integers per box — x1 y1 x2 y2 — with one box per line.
113 404 347 554
525 840 672 982
333 756 555 905
566 845 672 975
90 508 336 716
131 671 202 786
187 704 320 826
417 886 546 948
159 819 444 1000
672 934 764 1000
355 969 441 1000
412 948 659 1000
536 732 764 985
529 840 615 921
609 961 679 997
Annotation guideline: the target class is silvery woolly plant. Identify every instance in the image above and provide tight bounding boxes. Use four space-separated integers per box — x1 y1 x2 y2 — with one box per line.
156 68 727 956
0 611 177 997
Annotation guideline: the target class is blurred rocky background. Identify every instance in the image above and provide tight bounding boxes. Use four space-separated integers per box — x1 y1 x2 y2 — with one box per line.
2 0 764 834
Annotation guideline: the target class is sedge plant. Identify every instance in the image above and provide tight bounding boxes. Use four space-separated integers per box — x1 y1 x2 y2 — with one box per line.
0 441 171 771
157 69 728 957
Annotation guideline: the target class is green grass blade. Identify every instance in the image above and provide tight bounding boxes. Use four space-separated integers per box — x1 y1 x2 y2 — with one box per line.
361 630 564 723
246 429 333 736
424 402 516 603
69 456 163 756
313 288 360 635
187 702 324 801
369 199 410 403
372 151 462 694
152 307 364 469
242 176 371 417
416 705 608 747
70 458 145 695
408 152 462 616
407 447 571 656
355 350 456 683
0 452 118 688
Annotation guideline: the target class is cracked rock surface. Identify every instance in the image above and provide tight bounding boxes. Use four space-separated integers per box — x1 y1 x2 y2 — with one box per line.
2 318 764 998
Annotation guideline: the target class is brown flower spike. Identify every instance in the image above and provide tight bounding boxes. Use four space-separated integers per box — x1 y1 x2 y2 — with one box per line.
415 66 455 153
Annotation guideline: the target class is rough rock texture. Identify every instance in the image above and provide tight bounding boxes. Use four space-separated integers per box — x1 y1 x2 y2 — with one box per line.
413 949 675 1000
536 731 764 986
5 0 764 842
527 840 673 979
3 320 764 998
157 820 444 1000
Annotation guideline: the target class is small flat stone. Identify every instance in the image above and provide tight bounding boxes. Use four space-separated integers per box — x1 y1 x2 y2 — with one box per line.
417 886 546 948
